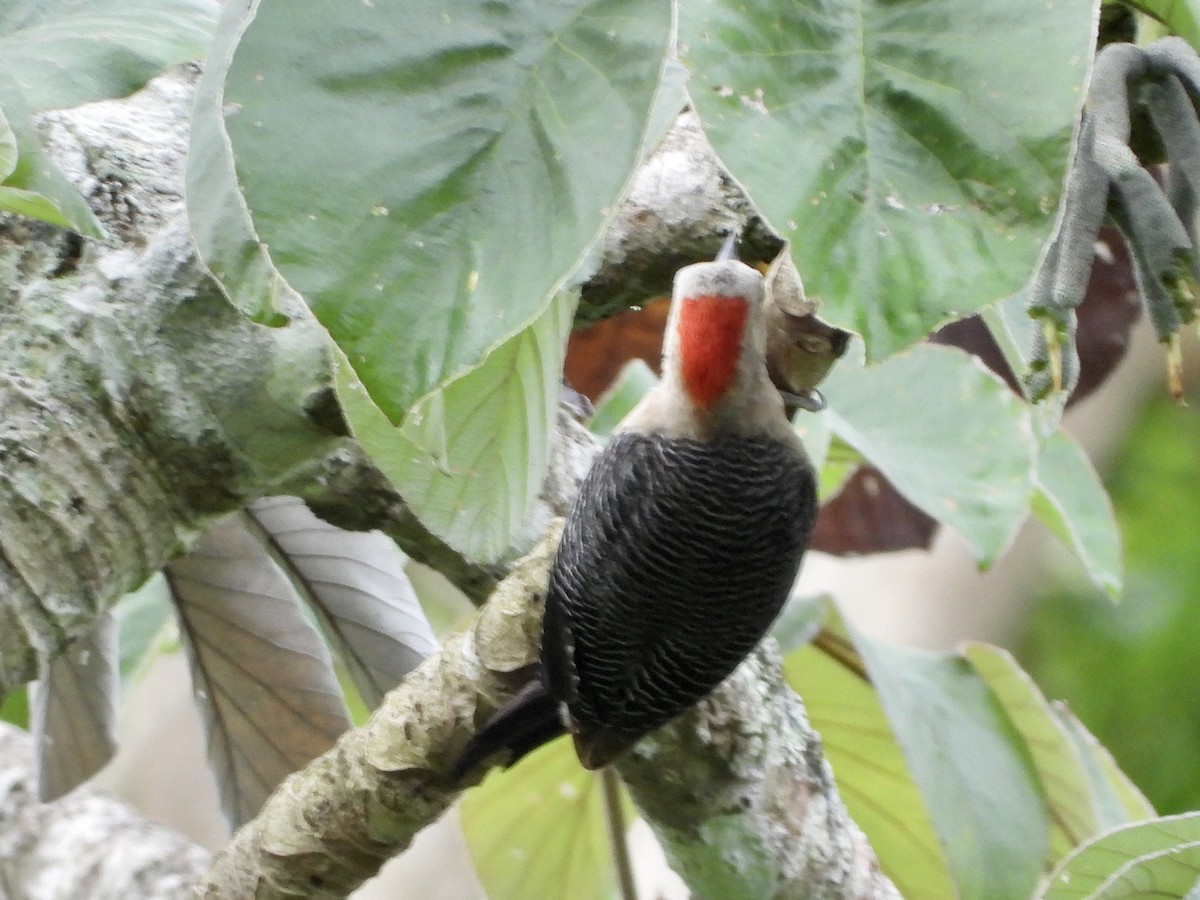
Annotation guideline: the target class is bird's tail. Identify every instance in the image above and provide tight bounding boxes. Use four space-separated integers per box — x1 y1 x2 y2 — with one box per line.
451 680 566 780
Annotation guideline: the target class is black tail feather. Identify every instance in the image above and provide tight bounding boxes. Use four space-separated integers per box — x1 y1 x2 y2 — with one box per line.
451 681 565 781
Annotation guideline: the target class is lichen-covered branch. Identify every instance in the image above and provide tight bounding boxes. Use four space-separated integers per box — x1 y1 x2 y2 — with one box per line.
205 525 896 899
0 66 489 693
202 525 562 898
0 723 209 899
618 645 899 900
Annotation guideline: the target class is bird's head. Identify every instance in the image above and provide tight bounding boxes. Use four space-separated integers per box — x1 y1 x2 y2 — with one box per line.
663 240 767 414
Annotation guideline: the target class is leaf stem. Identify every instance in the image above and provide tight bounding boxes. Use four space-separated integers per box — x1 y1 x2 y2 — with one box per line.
601 767 638 900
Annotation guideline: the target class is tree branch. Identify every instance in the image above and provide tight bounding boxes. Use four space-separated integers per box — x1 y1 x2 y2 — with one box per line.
0 66 494 692
617 645 898 900
0 723 209 899
202 524 562 898
204 524 896 899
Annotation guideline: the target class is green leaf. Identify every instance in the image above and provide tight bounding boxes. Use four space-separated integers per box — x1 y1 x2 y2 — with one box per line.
114 573 175 680
336 289 575 562
815 434 860 502
1052 704 1156 828
983 291 1040 393
1131 0 1200 50
0 104 15 180
1039 813 1200 899
1089 842 1200 899
770 593 829 653
460 737 632 900
784 606 954 899
822 344 1035 565
853 624 1048 898
794 407 834 473
186 0 287 325
588 359 657 438
1032 429 1123 596
0 0 218 112
0 79 103 234
0 684 29 729
680 0 1098 359
963 642 1100 863
225 0 673 424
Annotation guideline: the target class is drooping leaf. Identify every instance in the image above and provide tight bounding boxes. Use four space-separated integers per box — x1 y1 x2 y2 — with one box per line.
29 613 118 800
0 0 218 112
165 514 351 828
1033 429 1123 596
185 0 286 325
784 604 954 899
809 463 938 556
337 289 576 562
1039 813 1200 899
224 0 673 424
460 737 634 900
0 77 103 234
963 642 1101 862
680 0 1098 359
243 496 437 708
822 343 1035 565
852 622 1048 898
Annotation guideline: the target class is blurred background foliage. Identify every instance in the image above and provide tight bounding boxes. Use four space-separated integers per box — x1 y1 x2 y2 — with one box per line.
1019 390 1200 816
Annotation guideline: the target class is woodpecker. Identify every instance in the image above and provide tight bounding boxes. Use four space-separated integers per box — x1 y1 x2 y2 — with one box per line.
455 239 817 775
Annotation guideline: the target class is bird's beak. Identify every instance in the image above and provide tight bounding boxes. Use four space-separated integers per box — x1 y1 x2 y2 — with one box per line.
715 231 739 261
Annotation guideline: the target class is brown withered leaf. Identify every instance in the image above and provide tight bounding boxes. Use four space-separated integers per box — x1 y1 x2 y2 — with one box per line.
811 465 938 556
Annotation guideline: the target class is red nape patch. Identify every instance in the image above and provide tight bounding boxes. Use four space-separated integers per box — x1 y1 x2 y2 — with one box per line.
676 294 749 409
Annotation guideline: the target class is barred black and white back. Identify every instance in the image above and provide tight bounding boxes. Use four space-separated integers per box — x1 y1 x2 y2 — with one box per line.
543 430 815 768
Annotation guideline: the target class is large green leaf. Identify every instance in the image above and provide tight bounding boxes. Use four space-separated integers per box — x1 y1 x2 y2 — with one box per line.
225 0 672 423
784 606 954 899
822 344 1035 565
335 289 575 562
680 0 1098 358
853 625 1048 898
1040 813 1200 899
186 0 287 325
460 737 633 900
0 0 218 112
1032 429 1123 596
